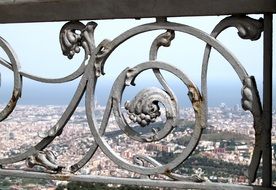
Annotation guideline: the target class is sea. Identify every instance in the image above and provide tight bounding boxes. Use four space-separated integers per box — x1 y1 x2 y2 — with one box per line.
0 79 275 108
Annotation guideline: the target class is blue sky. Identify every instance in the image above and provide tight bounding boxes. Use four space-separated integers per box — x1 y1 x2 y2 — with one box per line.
0 15 275 106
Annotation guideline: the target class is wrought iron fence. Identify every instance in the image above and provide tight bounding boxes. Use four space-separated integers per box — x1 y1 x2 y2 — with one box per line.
0 1 275 189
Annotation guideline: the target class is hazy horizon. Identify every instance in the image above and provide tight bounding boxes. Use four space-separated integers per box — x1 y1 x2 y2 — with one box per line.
1 79 274 108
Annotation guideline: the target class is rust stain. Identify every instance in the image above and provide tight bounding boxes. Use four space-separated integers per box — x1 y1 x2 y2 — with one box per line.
188 85 202 103
164 167 172 175
50 173 71 181
188 85 203 113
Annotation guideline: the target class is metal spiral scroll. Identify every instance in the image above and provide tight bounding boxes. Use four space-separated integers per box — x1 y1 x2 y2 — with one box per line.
87 61 204 176
0 16 264 184
201 15 264 183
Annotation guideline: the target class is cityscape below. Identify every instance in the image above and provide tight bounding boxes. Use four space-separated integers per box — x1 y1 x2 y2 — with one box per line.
0 102 276 189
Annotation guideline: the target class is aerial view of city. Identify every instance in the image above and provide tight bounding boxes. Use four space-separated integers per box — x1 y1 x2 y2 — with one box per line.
0 102 275 189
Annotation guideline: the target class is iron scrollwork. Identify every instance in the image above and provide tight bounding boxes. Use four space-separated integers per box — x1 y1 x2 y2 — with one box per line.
0 15 265 187
201 15 264 184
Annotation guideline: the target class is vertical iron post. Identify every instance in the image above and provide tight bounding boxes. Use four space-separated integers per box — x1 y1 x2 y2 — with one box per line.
262 13 273 187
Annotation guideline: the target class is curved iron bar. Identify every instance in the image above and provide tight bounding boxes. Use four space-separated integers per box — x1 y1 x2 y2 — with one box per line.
0 22 89 83
149 29 177 102
0 56 87 83
20 63 86 83
0 21 96 165
0 37 22 122
69 39 115 174
133 154 206 182
201 15 264 183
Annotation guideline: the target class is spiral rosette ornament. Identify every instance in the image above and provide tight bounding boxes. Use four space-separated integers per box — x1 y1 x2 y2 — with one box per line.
86 60 205 176
124 88 163 126
124 87 176 141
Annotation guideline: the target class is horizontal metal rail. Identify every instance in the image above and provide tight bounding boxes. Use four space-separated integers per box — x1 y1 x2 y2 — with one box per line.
0 169 273 190
0 0 275 23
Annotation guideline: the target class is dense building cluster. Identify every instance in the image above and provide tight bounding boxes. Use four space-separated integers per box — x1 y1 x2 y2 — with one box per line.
0 103 276 188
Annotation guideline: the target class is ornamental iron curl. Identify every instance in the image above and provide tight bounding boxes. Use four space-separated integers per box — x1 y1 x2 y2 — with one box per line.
0 16 265 188
201 15 264 184
26 150 64 173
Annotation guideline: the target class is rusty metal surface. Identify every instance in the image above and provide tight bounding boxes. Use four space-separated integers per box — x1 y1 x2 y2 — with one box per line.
0 15 274 189
0 0 275 23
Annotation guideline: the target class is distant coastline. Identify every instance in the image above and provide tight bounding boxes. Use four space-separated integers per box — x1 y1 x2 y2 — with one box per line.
1 80 275 108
